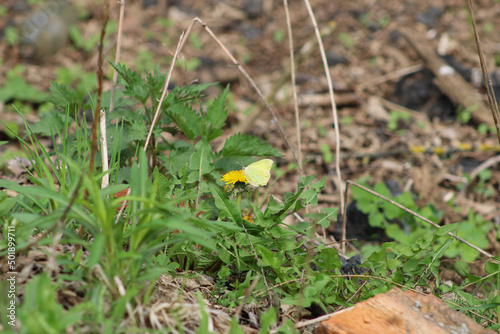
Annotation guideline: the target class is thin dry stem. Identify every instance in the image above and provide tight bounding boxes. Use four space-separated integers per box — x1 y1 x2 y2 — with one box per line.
302 0 344 222
100 109 109 188
346 180 497 262
283 0 302 171
341 179 350 253
466 0 500 145
114 275 137 327
144 32 184 151
89 1 110 174
214 24 335 158
114 31 184 225
109 0 126 114
187 17 303 174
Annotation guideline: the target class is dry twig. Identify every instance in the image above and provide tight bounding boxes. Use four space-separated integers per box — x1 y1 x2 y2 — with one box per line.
182 17 302 173
109 0 126 114
283 0 302 171
346 180 497 262
302 0 345 251
466 0 500 145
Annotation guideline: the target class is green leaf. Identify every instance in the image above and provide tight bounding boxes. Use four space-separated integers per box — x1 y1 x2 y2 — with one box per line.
0 191 17 216
220 133 281 157
402 257 420 273
86 233 106 267
386 258 401 271
172 82 217 102
146 63 168 102
259 308 277 334
317 248 341 271
124 121 147 142
200 86 229 142
108 61 150 104
434 223 459 236
428 238 453 269
30 109 68 136
382 200 402 220
48 82 81 111
257 245 281 268
159 142 193 175
368 211 384 227
484 260 499 275
392 245 414 257
189 140 215 176
305 207 338 229
0 74 49 103
373 182 391 197
165 103 201 140
299 177 325 206
209 183 242 224
20 273 83 332
153 168 174 202
266 175 314 219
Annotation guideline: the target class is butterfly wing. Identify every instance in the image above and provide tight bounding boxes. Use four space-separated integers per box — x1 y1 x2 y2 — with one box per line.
244 159 273 186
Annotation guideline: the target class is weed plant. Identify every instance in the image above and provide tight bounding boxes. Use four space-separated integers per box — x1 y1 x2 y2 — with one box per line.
0 60 498 332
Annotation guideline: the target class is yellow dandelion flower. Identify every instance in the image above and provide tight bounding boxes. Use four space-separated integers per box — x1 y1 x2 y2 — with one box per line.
243 213 254 223
221 169 248 189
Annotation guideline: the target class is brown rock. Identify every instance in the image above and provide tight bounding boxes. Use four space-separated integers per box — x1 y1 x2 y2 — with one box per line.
317 288 494 334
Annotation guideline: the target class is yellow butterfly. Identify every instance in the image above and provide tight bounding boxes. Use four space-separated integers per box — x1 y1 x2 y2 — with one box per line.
243 159 273 187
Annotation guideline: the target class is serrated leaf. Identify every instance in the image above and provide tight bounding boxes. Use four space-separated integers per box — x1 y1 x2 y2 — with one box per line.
48 82 80 110
206 86 229 127
201 86 229 142
172 82 217 102
124 121 147 142
317 248 341 271
30 109 67 136
159 144 193 175
153 167 174 203
165 103 201 140
200 121 223 143
146 63 168 102
220 133 281 157
108 61 150 104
